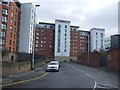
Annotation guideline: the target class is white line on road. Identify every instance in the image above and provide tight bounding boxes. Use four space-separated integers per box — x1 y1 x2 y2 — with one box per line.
79 69 84 72
93 81 97 90
104 81 119 88
86 73 96 78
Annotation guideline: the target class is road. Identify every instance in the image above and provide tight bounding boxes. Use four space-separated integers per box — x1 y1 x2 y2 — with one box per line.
3 62 119 89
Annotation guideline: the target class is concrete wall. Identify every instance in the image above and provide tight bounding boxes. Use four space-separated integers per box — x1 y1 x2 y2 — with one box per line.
2 58 53 75
2 61 31 75
107 49 120 71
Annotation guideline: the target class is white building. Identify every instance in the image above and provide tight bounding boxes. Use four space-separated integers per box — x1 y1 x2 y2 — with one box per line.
90 28 105 52
54 19 70 60
105 37 111 51
19 3 36 53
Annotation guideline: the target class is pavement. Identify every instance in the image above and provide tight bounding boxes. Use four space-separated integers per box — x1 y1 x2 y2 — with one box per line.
1 64 46 85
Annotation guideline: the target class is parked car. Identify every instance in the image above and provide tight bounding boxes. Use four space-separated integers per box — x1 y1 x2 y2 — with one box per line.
46 61 59 72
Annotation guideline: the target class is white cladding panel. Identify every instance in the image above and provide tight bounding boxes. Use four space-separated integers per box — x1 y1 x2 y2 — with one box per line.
55 20 70 56
19 3 36 53
90 28 105 52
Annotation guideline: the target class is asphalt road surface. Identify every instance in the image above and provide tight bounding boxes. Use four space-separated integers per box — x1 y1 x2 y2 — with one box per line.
3 62 119 89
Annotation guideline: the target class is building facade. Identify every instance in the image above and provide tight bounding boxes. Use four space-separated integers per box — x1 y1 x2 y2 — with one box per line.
35 22 55 57
70 29 90 58
54 19 71 60
1 1 21 53
19 3 36 53
111 34 120 49
90 28 105 52
34 20 91 61
105 37 111 51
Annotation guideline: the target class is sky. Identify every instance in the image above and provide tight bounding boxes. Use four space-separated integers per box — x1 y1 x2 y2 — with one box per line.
19 0 119 38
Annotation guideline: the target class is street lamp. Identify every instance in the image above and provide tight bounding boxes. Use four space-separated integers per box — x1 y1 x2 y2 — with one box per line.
32 4 40 70
88 35 90 65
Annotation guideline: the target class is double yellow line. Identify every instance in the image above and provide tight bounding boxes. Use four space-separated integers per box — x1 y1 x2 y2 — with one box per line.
0 72 48 87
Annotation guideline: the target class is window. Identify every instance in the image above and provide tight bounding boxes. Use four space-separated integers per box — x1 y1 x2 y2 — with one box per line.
36 33 39 35
43 41 46 43
42 33 46 35
9 47 11 52
65 29 67 32
50 45 52 47
43 45 46 47
80 43 84 46
80 40 84 42
80 37 84 39
50 41 53 43
2 39 6 45
10 26 13 31
36 29 39 32
64 49 66 52
2 24 7 30
10 40 12 45
58 25 61 28
65 33 67 36
65 25 67 28
12 5 14 10
50 34 53 36
1 31 6 37
14 28 16 32
2 16 7 22
80 47 84 50
11 12 14 17
36 40 39 43
36 44 38 47
13 41 15 46
50 38 53 40
2 9 8 15
96 32 98 35
11 19 13 24
36 36 39 39
10 33 12 38
36 48 38 51
42 37 46 39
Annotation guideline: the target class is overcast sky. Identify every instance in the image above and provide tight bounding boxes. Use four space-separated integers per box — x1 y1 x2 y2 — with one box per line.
19 0 119 38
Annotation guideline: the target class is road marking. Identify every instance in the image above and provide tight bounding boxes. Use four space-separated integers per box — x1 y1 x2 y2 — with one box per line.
79 69 84 72
103 81 119 88
86 73 96 78
97 86 106 88
0 72 48 87
93 81 97 90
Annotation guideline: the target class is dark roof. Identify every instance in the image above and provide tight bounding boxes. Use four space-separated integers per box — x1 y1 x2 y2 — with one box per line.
38 22 55 25
70 25 79 28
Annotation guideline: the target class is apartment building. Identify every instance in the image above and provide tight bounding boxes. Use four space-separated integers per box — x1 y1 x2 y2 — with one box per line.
90 28 105 52
54 19 71 60
19 3 36 54
35 20 91 61
35 22 55 57
70 29 90 58
1 1 21 53
105 37 111 51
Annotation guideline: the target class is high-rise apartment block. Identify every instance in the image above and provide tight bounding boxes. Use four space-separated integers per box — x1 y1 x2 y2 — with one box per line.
19 3 36 53
1 1 21 53
90 28 105 52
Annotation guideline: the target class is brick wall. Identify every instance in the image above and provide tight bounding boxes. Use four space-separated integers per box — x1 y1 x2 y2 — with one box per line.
107 48 120 71
77 52 100 67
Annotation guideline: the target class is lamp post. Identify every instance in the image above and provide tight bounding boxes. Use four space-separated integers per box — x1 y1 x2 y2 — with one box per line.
88 35 90 65
32 4 40 70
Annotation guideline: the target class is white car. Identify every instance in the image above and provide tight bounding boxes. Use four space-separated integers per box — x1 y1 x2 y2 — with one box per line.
46 61 59 72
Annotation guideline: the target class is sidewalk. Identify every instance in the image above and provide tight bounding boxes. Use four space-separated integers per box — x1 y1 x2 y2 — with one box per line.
1 65 46 85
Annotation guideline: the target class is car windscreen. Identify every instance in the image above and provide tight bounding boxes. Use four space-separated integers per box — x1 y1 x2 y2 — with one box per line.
49 63 58 65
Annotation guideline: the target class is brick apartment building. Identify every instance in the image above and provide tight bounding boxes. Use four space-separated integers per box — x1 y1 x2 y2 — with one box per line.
35 22 55 57
35 20 91 61
1 1 21 61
